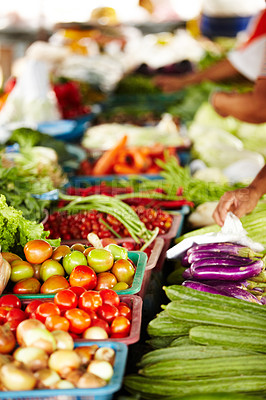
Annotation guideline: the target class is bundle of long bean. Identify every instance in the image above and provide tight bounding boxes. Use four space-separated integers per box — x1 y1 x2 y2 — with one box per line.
58 193 159 249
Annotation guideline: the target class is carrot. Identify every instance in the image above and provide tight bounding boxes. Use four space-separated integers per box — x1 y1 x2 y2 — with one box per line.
92 135 127 176
113 163 138 174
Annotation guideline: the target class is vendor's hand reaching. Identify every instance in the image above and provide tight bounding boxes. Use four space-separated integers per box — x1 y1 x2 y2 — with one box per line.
153 75 187 92
212 187 261 227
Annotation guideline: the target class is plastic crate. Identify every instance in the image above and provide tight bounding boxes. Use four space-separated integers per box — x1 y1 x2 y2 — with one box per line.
0 341 128 400
154 210 188 271
13 251 147 299
21 294 142 346
126 238 164 298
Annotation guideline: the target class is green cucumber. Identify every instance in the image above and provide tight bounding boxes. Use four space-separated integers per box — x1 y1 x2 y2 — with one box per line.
146 336 178 349
164 394 266 400
170 336 194 347
163 286 266 318
189 325 266 352
147 315 194 337
165 300 266 331
123 375 266 398
138 345 256 368
139 354 266 379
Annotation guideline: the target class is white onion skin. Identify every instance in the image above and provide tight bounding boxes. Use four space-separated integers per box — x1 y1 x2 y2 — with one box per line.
16 319 46 346
1 362 36 391
82 326 108 340
13 347 48 371
77 372 106 388
51 330 74 350
34 368 61 389
48 350 81 378
87 360 114 381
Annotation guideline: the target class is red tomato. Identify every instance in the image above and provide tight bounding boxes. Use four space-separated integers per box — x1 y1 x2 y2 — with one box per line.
79 291 102 312
88 310 98 320
45 315 70 332
35 302 61 323
0 307 8 324
110 315 131 337
24 240 53 264
6 308 26 322
96 304 119 324
69 265 97 290
99 289 120 307
0 294 21 309
4 319 21 332
68 286 86 298
25 300 43 317
117 304 132 321
91 318 111 335
65 308 91 334
54 289 78 312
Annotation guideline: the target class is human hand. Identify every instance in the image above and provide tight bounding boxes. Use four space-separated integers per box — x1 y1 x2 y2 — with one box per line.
212 187 260 226
153 75 187 92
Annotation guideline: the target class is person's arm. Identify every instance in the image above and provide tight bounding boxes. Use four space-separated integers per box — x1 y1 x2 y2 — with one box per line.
213 164 266 226
153 58 240 92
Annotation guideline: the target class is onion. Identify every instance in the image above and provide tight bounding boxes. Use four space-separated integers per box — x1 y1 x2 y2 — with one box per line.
77 372 106 388
0 354 12 367
34 368 61 389
1 361 36 391
23 328 57 354
94 347 115 366
53 379 75 389
82 326 108 340
52 330 74 350
0 325 16 354
14 346 48 371
16 319 46 346
48 350 81 378
65 369 84 386
74 345 99 367
87 360 114 381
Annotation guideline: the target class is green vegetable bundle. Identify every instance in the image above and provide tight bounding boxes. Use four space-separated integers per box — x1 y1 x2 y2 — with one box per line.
124 286 266 399
0 195 59 252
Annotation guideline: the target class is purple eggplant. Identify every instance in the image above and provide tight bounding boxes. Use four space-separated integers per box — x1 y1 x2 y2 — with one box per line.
182 280 229 296
182 268 193 279
190 259 263 281
181 252 190 267
182 280 262 304
212 283 262 304
187 242 260 258
187 251 253 265
191 257 255 269
200 279 249 288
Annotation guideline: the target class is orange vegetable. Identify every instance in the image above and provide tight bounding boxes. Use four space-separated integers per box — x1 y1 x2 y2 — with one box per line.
92 135 127 176
113 164 138 174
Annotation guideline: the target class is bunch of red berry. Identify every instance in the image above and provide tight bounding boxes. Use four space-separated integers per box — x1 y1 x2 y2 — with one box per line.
44 206 172 241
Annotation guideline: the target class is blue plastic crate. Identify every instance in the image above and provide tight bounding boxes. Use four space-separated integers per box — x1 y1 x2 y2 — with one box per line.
0 341 128 400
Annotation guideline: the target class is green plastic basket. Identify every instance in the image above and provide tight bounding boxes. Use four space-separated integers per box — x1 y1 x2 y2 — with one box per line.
12 251 147 299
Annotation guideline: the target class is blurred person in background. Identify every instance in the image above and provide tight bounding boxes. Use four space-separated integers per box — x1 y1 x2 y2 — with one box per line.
154 6 266 123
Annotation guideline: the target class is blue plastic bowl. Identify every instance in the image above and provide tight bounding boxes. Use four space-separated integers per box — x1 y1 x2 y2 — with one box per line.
37 113 95 142
200 14 252 38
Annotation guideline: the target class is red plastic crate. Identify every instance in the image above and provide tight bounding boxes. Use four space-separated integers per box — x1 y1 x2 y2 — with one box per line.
21 294 142 346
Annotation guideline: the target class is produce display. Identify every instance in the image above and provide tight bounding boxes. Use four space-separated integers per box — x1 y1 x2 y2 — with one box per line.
2 238 142 296
0 320 122 391
181 242 266 304
124 286 266 398
44 206 173 241
0 290 132 340
1 17 266 400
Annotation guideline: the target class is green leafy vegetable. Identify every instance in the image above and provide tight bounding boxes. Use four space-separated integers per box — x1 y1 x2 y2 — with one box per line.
0 194 60 252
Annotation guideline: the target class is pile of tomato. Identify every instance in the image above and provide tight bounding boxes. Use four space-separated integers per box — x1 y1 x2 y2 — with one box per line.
0 290 132 339
4 239 137 295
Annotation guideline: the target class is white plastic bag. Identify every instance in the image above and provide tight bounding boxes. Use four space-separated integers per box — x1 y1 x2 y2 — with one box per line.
167 212 264 259
0 59 60 125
